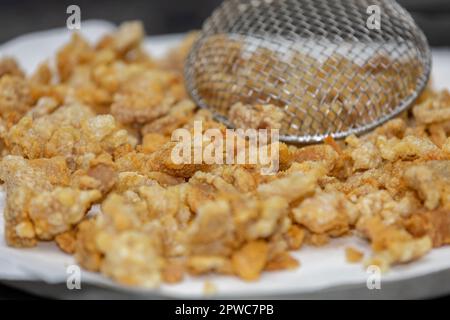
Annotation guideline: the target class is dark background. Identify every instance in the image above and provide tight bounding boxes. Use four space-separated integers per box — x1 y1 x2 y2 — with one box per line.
0 0 449 45
0 0 449 299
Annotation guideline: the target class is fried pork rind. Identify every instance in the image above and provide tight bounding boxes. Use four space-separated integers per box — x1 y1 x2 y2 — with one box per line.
3 21 450 288
0 156 52 247
55 229 77 254
403 161 450 210
291 144 339 173
360 217 432 271
0 57 25 78
101 231 164 287
413 90 450 124
345 135 382 171
187 199 234 255
345 247 364 263
30 62 52 85
0 75 32 125
228 103 285 130
74 219 103 271
29 188 100 240
265 251 299 271
141 99 196 136
404 210 450 248
109 21 145 55
404 165 441 210
56 33 94 82
86 162 117 193
293 191 353 236
26 97 59 119
284 225 305 250
0 155 100 247
376 135 440 162
187 192 290 256
355 190 419 226
256 171 318 204
231 241 269 281
71 153 119 194
0 156 60 245
91 193 166 286
110 70 181 125
146 140 210 178
6 103 133 159
139 133 169 154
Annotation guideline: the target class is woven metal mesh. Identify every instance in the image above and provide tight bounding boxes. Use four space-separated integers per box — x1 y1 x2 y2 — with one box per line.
185 0 431 143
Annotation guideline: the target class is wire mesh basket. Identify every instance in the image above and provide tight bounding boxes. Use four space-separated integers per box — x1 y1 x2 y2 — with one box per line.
185 0 431 143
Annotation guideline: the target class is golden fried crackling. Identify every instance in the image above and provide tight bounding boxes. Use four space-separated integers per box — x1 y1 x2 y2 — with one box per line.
404 210 450 248
0 75 32 126
141 99 196 136
345 247 364 263
2 22 450 287
265 251 299 271
361 216 432 271
413 90 450 124
0 155 91 246
110 72 180 125
256 171 318 204
404 161 450 210
29 187 101 240
293 191 353 236
6 103 133 159
55 229 77 254
74 219 103 271
231 241 269 281
0 57 25 79
228 103 285 130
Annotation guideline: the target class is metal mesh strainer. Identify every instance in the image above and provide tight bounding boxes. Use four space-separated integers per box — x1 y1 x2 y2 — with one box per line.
184 0 431 143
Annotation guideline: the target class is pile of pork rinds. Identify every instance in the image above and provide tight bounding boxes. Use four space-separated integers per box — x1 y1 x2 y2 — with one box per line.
1 21 450 288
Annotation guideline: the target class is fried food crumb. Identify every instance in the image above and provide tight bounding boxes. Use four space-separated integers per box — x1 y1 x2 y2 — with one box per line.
265 252 300 271
55 229 77 254
345 247 364 263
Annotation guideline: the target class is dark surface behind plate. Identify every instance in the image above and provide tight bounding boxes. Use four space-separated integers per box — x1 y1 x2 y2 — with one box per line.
0 284 42 300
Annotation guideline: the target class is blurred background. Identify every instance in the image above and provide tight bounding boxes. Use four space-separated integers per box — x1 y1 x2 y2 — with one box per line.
0 0 449 46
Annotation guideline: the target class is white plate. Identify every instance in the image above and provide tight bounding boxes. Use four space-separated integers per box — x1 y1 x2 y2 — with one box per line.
1 21 450 299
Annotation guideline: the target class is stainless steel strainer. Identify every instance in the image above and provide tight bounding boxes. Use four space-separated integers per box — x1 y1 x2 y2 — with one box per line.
184 0 431 143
